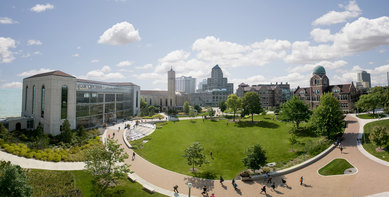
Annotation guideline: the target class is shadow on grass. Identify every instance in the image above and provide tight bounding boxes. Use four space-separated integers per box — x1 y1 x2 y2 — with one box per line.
235 121 279 129
192 170 217 179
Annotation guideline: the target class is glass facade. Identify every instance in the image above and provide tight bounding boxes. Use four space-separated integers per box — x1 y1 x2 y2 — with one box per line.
25 86 28 111
41 86 45 118
75 81 136 129
61 85 68 119
32 86 35 114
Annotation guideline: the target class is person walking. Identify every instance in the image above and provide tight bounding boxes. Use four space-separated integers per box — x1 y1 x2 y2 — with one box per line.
271 182 276 191
173 185 179 193
232 178 235 186
132 152 136 160
267 176 272 184
113 132 115 138
281 178 287 186
340 146 344 154
219 176 224 184
300 176 303 185
202 185 207 195
260 185 266 194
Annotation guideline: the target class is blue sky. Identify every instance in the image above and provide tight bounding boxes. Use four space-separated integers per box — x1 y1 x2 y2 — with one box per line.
1 0 389 90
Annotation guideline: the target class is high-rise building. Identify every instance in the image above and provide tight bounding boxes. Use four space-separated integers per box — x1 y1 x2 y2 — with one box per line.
168 68 176 107
176 76 196 94
201 65 233 94
357 71 371 88
197 79 207 92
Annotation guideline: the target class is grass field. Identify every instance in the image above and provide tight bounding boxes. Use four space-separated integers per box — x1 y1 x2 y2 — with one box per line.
27 170 166 197
362 119 389 162
357 113 386 119
132 115 328 179
318 158 354 176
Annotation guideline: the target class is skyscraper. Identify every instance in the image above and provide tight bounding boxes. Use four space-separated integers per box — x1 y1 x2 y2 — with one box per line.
176 76 196 94
168 68 176 106
357 71 371 88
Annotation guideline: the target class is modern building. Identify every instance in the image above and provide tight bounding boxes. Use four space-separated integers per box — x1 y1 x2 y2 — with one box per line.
236 82 291 109
294 66 359 112
357 71 371 89
1 70 141 135
189 65 233 106
176 76 196 94
197 79 207 92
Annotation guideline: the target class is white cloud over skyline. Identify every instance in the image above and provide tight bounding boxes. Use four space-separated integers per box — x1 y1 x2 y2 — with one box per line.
27 40 42 46
98 22 141 46
312 0 361 26
17 68 54 77
0 17 18 24
1 82 22 89
116 60 133 67
80 66 125 80
0 37 16 63
31 4 54 13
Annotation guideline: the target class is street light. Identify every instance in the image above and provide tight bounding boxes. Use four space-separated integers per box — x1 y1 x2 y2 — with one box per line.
188 182 192 197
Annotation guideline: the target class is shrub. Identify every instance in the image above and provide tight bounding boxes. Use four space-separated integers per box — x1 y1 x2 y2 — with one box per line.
26 152 34 158
305 139 330 155
261 167 271 174
240 170 251 177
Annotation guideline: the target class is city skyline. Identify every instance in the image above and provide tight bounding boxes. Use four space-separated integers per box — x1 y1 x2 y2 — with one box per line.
1 0 389 90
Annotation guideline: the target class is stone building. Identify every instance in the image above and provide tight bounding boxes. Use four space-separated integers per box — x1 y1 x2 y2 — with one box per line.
1 70 141 135
294 66 359 112
236 82 291 109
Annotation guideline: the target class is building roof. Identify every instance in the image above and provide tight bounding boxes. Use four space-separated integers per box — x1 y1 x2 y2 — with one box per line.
313 66 326 75
328 84 352 93
26 70 76 79
140 90 168 96
76 79 137 86
213 64 221 69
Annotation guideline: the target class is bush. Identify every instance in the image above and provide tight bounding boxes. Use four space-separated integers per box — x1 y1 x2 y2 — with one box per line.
305 139 330 155
240 170 251 177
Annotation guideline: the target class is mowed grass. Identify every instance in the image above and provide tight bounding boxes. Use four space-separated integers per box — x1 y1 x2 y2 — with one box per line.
362 119 389 162
132 115 326 179
357 113 386 119
27 170 166 197
318 158 354 176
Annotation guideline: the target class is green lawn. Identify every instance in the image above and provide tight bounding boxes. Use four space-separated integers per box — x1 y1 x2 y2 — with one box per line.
27 170 166 197
362 119 389 162
132 115 328 179
318 158 354 176
357 113 386 119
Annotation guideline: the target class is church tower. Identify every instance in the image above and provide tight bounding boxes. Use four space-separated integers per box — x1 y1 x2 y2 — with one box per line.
168 67 176 107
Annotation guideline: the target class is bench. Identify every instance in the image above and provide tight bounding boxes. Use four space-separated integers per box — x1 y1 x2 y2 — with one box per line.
142 183 155 194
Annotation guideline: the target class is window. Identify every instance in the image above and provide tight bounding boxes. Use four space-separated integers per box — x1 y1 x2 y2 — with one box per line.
61 85 68 119
41 86 45 118
25 86 28 111
32 86 35 114
136 91 139 108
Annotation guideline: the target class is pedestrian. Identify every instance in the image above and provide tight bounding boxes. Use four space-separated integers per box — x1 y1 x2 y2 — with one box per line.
281 178 287 186
211 193 215 197
340 146 343 154
267 176 272 184
271 182 276 191
232 178 235 186
132 152 136 160
260 185 266 194
300 176 303 185
113 132 115 138
210 151 213 159
202 185 207 195
219 176 224 184
173 185 179 193
233 182 238 190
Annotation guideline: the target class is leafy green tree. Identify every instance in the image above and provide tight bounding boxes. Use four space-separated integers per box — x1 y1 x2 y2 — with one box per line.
60 120 73 144
183 142 208 172
226 94 242 122
183 101 190 114
279 96 311 128
207 107 215 117
148 105 156 116
140 98 149 116
84 138 130 194
242 144 267 172
356 94 379 114
369 127 388 150
0 123 9 140
194 105 202 113
218 100 227 113
188 108 195 117
77 125 86 137
310 93 345 139
0 163 32 197
242 92 263 123
289 134 298 152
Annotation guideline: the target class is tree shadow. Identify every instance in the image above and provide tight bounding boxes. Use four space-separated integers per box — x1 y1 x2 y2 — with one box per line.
184 177 214 191
235 121 279 129
192 170 217 179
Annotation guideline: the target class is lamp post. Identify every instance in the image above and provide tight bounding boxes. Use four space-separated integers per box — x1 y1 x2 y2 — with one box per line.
188 182 192 197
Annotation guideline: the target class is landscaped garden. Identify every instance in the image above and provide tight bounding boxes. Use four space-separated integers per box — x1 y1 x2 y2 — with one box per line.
318 158 354 176
362 119 389 162
131 114 331 179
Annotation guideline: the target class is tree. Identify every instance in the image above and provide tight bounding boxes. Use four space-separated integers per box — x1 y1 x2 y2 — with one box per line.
289 134 298 152
148 105 156 116
356 94 379 114
77 125 87 137
84 138 130 194
60 120 73 144
310 93 345 139
369 127 388 150
182 142 208 172
218 100 227 113
279 96 311 128
0 162 32 197
226 94 242 122
183 101 190 114
242 144 267 172
207 107 215 117
0 123 9 140
188 108 195 117
194 105 202 113
140 98 149 116
242 92 263 123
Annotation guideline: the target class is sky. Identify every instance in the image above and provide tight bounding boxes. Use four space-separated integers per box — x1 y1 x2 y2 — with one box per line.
1 0 389 91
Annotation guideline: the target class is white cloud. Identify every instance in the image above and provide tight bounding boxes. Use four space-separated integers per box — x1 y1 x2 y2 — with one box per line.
116 60 133 67
27 40 42 46
31 3 54 13
333 64 389 86
379 49 385 53
91 59 99 63
136 64 152 70
72 53 79 57
33 51 41 55
0 37 16 63
1 82 22 89
17 68 54 77
98 21 140 46
313 0 361 26
81 66 124 80
288 60 348 73
76 46 81 50
368 61 374 65
21 53 31 58
310 28 334 43
286 16 389 64
0 17 18 24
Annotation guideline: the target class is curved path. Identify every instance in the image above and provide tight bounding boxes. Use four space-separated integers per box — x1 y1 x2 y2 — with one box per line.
111 114 389 197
